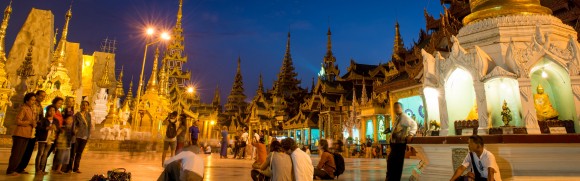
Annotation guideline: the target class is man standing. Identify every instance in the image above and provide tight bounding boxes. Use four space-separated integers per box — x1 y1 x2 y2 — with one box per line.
189 120 200 146
450 135 501 181
386 102 417 181
281 138 313 181
15 90 46 174
251 129 260 160
68 101 92 173
241 128 249 159
162 111 179 166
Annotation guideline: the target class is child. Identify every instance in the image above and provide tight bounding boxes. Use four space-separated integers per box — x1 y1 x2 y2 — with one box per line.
54 116 74 174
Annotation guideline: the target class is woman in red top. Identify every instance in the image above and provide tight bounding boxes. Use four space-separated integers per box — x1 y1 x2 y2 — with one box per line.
51 97 64 127
314 139 335 180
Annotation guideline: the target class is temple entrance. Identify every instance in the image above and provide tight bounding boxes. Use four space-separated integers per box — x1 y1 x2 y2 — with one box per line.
423 87 441 129
365 120 374 141
444 68 476 135
530 58 576 121
484 78 523 127
397 96 425 128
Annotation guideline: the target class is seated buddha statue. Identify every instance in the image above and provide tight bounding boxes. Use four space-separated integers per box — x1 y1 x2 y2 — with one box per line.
466 102 479 120
534 84 559 121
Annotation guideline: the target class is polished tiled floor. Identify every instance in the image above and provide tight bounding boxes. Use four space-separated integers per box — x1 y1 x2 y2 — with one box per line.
0 148 418 181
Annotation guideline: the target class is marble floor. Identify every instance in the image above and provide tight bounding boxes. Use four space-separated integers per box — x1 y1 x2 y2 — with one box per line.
0 148 418 181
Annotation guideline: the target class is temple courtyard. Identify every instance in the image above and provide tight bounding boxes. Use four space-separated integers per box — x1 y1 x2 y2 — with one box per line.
0 148 418 181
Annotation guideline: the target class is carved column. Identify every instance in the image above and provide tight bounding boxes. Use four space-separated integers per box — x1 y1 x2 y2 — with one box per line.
570 76 580 132
359 116 366 142
473 80 490 135
437 86 450 136
518 78 540 134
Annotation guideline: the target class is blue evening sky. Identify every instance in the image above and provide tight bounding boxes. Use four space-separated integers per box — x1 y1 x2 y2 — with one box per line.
3 0 444 103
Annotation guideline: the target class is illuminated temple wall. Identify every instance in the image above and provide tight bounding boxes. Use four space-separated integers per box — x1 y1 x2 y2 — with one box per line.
82 52 117 102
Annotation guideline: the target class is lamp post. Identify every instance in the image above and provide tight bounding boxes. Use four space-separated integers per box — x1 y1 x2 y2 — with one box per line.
132 28 170 130
177 86 195 115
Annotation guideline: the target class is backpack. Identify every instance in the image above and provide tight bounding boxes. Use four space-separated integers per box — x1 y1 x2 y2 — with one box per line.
328 152 345 178
166 120 177 139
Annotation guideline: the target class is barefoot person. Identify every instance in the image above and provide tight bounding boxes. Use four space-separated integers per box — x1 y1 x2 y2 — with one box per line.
450 135 501 181
35 105 59 175
5 93 37 176
386 102 417 181
69 101 92 173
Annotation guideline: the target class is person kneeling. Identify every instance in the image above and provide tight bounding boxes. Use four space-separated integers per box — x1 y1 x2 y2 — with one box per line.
158 145 204 181
450 135 501 181
314 139 335 180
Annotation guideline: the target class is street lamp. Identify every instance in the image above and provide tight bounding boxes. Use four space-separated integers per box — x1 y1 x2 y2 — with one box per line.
132 27 171 130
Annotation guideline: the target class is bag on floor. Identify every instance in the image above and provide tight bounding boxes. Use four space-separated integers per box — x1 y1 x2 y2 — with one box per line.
108 168 131 181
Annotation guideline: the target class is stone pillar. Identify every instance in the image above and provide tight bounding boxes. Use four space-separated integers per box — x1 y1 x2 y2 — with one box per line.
518 78 540 134
438 86 450 136
570 76 580 132
372 115 378 142
473 81 490 135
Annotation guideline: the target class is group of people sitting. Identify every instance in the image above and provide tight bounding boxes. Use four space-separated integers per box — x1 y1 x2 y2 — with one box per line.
250 137 341 181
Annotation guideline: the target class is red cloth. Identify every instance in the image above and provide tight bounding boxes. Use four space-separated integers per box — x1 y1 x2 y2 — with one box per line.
54 110 63 127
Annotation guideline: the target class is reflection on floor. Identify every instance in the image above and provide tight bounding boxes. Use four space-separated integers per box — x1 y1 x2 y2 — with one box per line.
0 148 418 181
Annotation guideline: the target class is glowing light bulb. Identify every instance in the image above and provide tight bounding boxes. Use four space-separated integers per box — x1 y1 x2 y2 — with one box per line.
161 32 171 40
541 71 548 78
146 28 155 36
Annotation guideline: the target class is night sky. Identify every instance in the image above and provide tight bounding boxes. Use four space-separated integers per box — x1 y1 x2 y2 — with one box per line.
2 0 443 104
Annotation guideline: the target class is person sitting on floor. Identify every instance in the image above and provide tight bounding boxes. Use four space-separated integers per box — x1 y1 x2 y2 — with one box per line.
450 135 501 181
204 145 211 154
158 145 205 181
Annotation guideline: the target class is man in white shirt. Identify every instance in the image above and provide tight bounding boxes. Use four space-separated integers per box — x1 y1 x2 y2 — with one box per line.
386 102 417 181
282 137 313 181
159 146 204 181
450 135 501 181
241 128 249 159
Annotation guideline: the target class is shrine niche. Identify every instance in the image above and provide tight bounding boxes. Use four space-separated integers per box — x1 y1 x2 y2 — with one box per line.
529 58 575 121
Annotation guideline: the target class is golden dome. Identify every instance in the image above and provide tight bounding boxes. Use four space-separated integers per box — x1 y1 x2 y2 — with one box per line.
463 0 552 25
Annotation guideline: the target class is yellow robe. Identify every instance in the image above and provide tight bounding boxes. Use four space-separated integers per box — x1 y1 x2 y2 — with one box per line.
534 93 559 120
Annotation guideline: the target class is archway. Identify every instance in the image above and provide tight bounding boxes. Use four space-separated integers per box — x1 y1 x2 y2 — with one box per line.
444 68 476 135
484 78 523 127
530 58 576 121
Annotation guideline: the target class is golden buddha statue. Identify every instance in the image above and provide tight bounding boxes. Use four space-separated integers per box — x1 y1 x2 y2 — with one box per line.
463 0 552 25
466 102 479 120
501 100 513 126
534 84 559 121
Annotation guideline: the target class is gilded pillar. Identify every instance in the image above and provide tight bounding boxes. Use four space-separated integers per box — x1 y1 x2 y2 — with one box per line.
372 115 378 142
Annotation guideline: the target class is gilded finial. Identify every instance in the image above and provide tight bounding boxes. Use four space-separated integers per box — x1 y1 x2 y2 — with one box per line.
463 0 552 25
146 46 160 91
97 56 112 88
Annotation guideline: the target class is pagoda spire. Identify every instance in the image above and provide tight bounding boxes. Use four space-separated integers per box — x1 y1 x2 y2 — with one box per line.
325 27 333 59
213 85 220 106
53 4 73 67
176 0 183 28
127 76 134 100
116 66 124 97
0 0 12 64
146 47 160 92
361 78 367 106
257 73 264 95
16 40 35 92
392 21 405 62
230 56 244 95
274 32 301 94
97 56 112 88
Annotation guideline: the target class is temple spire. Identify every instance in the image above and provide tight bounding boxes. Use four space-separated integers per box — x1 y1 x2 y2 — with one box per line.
230 56 244 94
53 4 73 67
0 0 13 63
97 56 112 88
392 21 405 60
146 47 160 92
361 78 367 106
274 32 301 94
225 57 247 113
116 66 124 97
127 76 134 100
326 27 333 59
176 0 183 28
257 73 264 95
213 85 220 106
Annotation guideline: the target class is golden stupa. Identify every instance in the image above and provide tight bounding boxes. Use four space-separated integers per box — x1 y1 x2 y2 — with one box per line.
463 0 552 25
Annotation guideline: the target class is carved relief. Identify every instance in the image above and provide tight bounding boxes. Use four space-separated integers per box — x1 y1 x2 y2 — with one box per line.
572 84 580 100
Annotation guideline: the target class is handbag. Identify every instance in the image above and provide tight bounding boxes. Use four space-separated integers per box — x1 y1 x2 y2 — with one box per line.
260 152 274 177
108 168 131 181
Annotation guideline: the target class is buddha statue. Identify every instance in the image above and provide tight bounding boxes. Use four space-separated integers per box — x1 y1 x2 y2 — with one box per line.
501 100 513 126
534 84 559 121
466 102 479 120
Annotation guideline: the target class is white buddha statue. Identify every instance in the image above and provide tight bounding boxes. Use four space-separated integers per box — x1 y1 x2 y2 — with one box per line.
93 88 109 124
